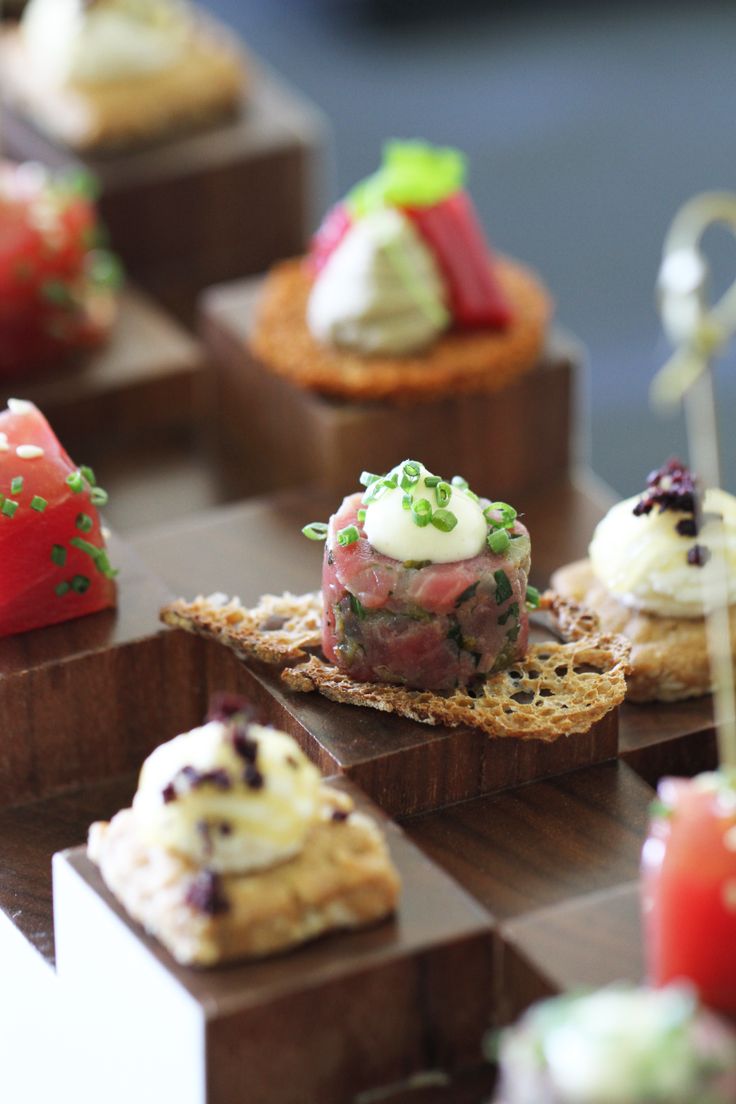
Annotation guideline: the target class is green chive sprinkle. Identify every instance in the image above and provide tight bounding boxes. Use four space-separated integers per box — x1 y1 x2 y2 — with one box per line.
359 471 380 488
411 498 433 528
494 569 513 605
80 465 96 486
431 509 458 532
435 481 452 508
488 529 511 554
30 496 47 512
70 536 100 559
66 471 84 493
356 508 366 524
525 585 541 609
71 574 91 594
451 475 469 490
90 486 108 506
76 513 94 533
423 475 441 487
10 476 23 495
302 522 328 541
337 525 360 547
94 550 118 579
485 501 518 529
400 461 421 490
51 545 67 566
401 493 413 510
1 499 18 519
55 581 70 597
464 488 480 503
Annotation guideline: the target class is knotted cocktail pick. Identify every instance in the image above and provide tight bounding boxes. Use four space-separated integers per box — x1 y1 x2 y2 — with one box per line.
653 192 736 768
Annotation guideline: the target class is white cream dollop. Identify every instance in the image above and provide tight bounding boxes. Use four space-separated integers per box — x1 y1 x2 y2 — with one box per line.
21 0 188 87
307 207 449 355
363 461 488 564
132 719 322 875
589 488 736 618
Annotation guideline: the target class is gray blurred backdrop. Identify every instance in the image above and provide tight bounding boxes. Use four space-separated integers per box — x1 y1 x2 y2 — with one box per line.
202 0 736 497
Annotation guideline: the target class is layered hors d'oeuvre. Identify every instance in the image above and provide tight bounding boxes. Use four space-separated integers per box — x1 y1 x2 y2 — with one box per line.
0 161 119 379
250 140 552 403
0 0 244 152
493 984 736 1103
552 458 736 701
88 695 401 966
0 398 116 637
162 461 629 743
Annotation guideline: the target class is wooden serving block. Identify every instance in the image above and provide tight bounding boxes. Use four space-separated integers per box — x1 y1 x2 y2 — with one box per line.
619 697 717 787
497 882 643 1023
3 58 326 323
201 275 579 502
0 535 203 807
1 287 207 462
53 780 496 1104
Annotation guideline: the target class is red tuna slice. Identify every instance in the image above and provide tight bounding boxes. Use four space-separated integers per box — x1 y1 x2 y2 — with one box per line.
0 401 116 637
404 190 513 329
306 202 353 276
321 490 531 691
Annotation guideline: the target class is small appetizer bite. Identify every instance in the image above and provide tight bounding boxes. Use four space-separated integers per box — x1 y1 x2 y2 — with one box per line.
0 398 116 637
88 695 401 966
162 462 630 743
551 458 736 701
493 985 736 1103
642 770 736 1014
1 0 244 152
251 140 552 402
0 161 119 379
313 461 531 690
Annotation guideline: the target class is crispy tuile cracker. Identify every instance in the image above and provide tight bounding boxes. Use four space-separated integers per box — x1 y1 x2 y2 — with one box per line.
161 590 630 741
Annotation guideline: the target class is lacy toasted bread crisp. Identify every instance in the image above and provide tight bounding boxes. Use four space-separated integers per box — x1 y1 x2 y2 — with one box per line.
249 256 552 403
161 591 630 741
88 785 400 966
552 558 733 702
0 20 244 152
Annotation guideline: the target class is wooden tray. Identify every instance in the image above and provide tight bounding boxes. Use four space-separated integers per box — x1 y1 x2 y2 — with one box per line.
1 287 207 463
2 54 326 323
201 276 579 502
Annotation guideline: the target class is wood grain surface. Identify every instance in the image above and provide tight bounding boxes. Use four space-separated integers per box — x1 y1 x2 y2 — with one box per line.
202 275 578 502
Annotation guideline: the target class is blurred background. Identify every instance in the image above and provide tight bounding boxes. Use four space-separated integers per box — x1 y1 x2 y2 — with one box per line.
202 0 736 497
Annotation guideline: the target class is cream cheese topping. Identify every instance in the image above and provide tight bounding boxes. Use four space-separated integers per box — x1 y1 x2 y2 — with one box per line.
306 207 449 355
132 719 322 875
363 461 487 563
589 488 736 618
21 0 188 87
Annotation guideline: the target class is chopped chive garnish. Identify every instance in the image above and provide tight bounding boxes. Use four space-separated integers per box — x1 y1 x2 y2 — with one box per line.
90 486 108 506
337 525 360 547
400 461 421 490
464 488 480 503
76 513 94 533
451 475 468 490
383 473 398 490
55 581 70 597
80 465 96 486
363 478 390 504
435 481 452 508
66 471 84 493
71 574 91 594
51 544 67 566
411 498 433 528
401 493 413 510
94 550 118 579
302 522 328 541
356 508 366 524
431 509 458 532
1 499 18 518
31 495 47 512
488 529 511 554
349 593 366 619
423 475 441 487
526 585 541 609
70 536 100 558
10 476 23 495
359 471 380 487
485 501 518 529
494 569 513 605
